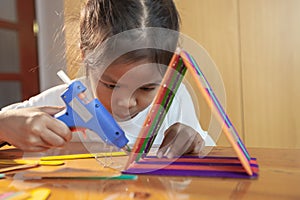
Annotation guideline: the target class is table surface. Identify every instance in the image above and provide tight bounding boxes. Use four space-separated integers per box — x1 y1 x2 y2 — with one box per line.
0 143 299 200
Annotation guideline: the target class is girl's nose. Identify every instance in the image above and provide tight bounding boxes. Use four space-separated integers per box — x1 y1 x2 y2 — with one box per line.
116 93 137 108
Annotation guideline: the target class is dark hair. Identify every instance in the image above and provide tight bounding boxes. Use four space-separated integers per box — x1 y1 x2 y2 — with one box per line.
80 0 181 73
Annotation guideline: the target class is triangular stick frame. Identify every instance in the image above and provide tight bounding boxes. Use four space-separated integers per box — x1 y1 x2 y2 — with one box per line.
126 49 253 176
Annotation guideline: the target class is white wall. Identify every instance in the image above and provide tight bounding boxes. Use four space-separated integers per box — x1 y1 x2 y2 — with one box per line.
35 0 67 91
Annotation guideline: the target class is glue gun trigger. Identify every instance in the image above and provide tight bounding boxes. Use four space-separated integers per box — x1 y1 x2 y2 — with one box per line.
69 127 88 138
69 126 131 154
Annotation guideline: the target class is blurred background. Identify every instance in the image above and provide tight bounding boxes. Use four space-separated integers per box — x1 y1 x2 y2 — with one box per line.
0 0 299 149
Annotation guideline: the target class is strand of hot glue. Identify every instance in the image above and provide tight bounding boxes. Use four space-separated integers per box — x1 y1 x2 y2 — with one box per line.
180 50 253 176
126 51 186 168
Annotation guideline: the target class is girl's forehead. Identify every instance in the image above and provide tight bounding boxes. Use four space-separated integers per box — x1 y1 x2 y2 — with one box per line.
105 61 161 77
102 61 164 84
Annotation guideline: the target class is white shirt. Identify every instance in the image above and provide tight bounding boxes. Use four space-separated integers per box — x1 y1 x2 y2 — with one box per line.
2 78 215 146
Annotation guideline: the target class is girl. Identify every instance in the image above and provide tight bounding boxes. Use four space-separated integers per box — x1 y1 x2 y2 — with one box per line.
2 0 214 157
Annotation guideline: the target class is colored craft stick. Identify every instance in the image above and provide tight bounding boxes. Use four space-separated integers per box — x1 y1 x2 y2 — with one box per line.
127 163 258 173
179 50 253 176
40 174 138 180
0 163 38 173
126 51 186 167
0 191 31 200
141 54 184 154
181 51 250 159
144 57 186 154
40 151 127 161
124 168 258 179
0 189 51 200
27 188 51 200
123 156 258 179
0 159 64 166
0 174 5 178
126 48 255 177
142 156 258 165
0 192 15 200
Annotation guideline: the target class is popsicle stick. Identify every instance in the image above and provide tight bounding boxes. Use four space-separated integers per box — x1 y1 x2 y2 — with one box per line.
126 52 185 167
180 50 253 176
0 163 38 173
27 188 51 200
40 151 127 161
0 159 64 166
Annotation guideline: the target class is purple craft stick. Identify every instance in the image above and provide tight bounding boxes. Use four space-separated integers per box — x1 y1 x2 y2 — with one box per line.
123 155 259 179
134 161 259 168
123 168 258 179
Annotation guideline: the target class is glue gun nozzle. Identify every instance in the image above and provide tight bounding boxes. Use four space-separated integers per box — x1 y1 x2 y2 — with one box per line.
122 145 131 154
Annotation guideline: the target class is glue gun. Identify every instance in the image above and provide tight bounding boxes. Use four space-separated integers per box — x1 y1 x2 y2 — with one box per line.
54 71 130 152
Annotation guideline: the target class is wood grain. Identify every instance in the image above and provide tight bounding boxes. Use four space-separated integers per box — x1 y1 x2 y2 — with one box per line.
239 0 300 148
175 0 243 146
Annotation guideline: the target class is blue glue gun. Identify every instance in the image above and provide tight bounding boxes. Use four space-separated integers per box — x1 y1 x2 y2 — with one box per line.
54 71 130 151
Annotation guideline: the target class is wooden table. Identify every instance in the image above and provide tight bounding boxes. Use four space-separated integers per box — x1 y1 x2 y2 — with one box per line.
0 144 299 200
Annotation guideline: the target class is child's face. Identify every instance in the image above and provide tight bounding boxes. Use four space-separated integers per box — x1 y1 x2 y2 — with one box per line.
93 61 164 122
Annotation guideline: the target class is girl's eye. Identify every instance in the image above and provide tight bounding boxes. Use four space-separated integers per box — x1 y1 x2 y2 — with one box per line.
140 86 157 91
105 83 116 89
100 81 118 89
139 84 160 92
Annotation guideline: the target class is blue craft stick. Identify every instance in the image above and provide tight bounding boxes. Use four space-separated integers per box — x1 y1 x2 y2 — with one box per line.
0 173 5 178
187 52 251 161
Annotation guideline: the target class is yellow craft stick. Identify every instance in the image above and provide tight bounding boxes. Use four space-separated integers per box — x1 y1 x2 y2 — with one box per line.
0 159 64 166
40 151 127 161
27 188 51 200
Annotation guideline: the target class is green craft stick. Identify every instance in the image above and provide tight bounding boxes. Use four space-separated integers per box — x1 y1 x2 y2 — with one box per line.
43 174 138 180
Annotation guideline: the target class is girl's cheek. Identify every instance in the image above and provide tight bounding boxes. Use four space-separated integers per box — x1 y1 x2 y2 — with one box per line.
139 92 156 107
96 88 113 112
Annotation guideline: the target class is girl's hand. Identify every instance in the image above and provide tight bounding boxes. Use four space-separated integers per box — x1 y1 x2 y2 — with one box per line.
157 122 205 158
0 106 72 152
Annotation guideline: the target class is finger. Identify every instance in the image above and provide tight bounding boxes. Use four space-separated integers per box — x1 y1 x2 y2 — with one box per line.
39 128 67 147
25 146 50 152
165 133 196 159
190 136 205 154
157 129 178 158
13 140 50 152
30 116 70 147
45 117 72 142
39 106 65 116
24 134 53 148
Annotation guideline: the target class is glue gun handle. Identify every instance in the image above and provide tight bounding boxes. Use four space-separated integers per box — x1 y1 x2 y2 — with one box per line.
55 80 129 149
